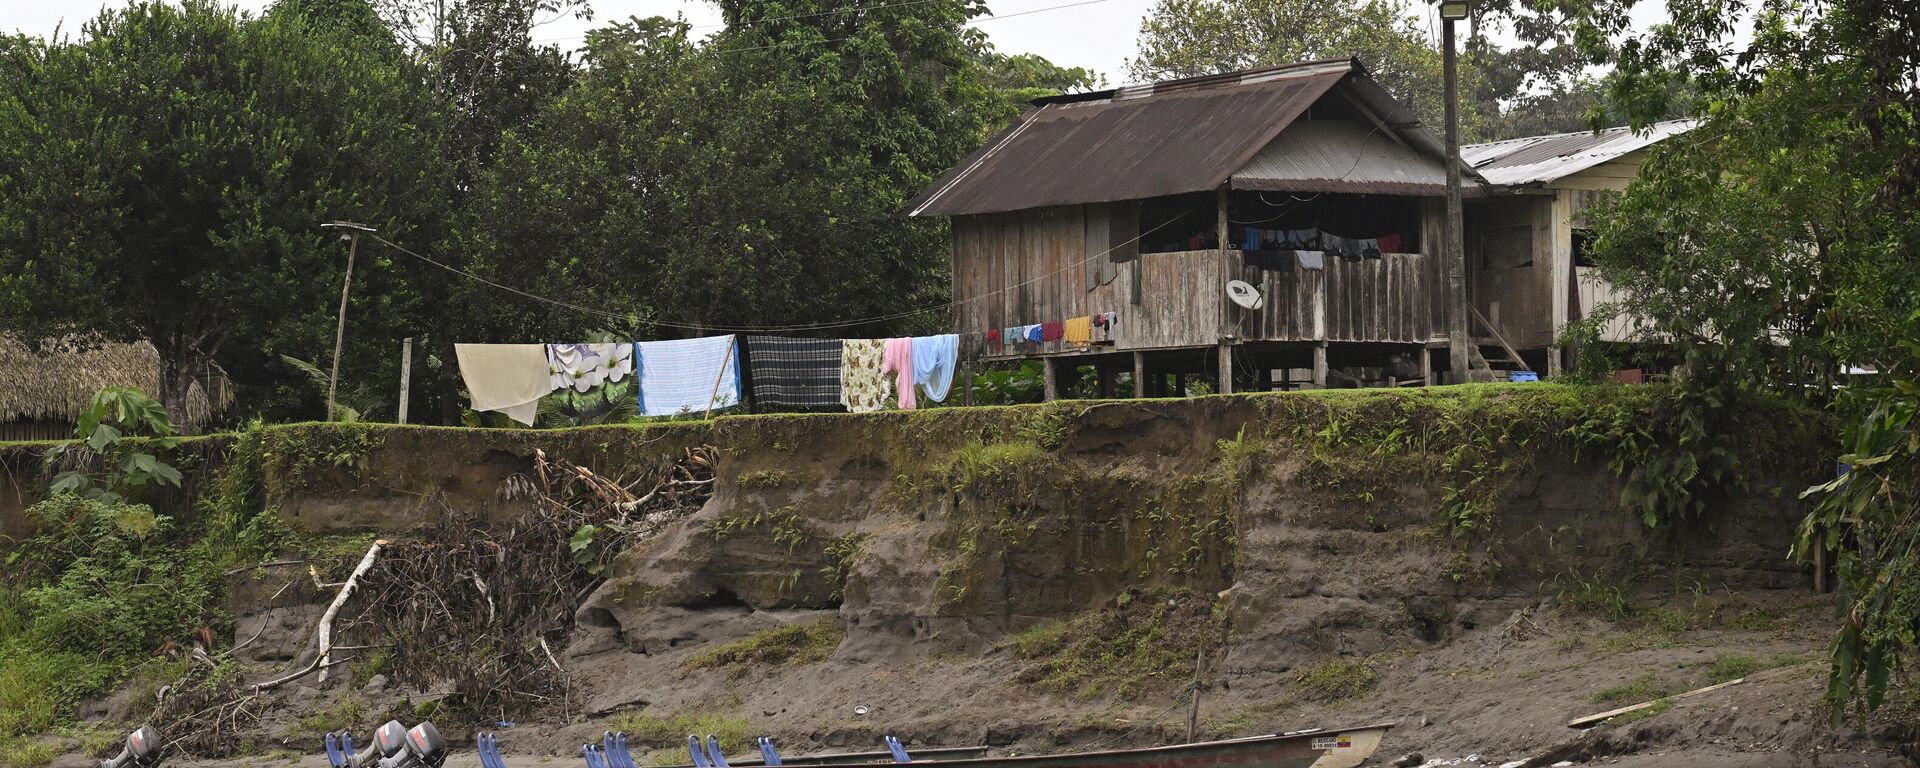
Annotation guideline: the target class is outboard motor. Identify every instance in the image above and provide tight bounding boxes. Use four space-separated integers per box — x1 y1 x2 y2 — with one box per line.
400 722 448 768
352 721 410 768
100 726 162 768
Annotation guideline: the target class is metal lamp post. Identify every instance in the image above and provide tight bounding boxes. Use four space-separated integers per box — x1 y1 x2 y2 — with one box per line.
1440 0 1472 384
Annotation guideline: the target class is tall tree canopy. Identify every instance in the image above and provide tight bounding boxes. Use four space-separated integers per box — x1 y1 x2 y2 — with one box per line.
0 0 1034 424
451 0 1008 342
1128 0 1444 126
0 0 449 417
1563 0 1920 718
1126 0 1609 140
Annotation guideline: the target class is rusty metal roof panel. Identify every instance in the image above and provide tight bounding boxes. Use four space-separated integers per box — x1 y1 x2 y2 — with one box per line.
1464 119 1698 186
1231 120 1451 195
908 61 1353 217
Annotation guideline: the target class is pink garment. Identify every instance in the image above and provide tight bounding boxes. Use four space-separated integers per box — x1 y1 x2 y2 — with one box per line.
881 337 917 410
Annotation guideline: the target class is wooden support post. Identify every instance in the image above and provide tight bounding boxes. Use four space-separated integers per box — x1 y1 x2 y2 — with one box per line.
1547 345 1564 378
1042 357 1059 402
1132 352 1147 398
1312 342 1329 388
963 366 975 407
1097 365 1115 398
1216 344 1234 395
1186 646 1205 743
397 337 412 425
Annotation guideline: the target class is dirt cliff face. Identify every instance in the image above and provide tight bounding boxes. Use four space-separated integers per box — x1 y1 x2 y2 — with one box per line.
551 393 1818 730
8 386 1880 765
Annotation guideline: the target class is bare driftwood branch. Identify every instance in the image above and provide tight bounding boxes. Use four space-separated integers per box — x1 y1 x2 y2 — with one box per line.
318 539 386 684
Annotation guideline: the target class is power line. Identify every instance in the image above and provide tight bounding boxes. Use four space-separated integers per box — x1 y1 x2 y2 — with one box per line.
372 213 1178 334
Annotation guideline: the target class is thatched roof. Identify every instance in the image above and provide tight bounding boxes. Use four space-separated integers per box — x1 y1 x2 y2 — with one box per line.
0 336 163 422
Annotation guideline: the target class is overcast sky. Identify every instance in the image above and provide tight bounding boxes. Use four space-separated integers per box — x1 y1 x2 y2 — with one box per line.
10 0 1674 90
9 0 1172 83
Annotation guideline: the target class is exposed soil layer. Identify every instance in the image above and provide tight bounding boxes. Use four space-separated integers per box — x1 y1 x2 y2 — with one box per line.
9 386 1910 767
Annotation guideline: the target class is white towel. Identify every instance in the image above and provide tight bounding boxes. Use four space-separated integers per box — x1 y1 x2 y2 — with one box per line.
1296 251 1326 270
455 344 554 426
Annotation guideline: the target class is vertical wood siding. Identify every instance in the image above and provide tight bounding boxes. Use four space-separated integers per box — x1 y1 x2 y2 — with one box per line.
955 203 1449 358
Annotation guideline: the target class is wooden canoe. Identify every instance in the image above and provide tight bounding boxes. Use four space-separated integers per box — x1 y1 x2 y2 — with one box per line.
903 725 1395 768
728 747 995 766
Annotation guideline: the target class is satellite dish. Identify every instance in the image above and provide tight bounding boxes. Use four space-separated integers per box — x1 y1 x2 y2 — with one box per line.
1226 279 1264 310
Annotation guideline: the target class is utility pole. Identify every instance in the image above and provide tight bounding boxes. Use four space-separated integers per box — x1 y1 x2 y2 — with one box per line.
321 221 376 421
1440 0 1472 384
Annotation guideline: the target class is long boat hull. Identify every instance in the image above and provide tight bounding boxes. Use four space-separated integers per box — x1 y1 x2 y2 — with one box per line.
729 747 995 766
916 725 1393 768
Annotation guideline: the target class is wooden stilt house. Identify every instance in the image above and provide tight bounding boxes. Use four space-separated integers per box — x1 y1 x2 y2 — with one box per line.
1461 119 1698 372
908 59 1491 397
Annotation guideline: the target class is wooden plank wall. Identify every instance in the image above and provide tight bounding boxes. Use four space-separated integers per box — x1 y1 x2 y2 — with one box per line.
1227 248 1443 343
1467 195 1556 349
955 199 1453 357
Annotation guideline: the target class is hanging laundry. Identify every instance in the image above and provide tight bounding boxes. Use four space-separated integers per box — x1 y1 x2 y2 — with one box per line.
1296 251 1326 270
455 344 555 426
911 334 960 403
880 337 917 410
986 329 1001 349
840 339 889 413
1005 327 1024 347
635 335 740 417
1063 316 1092 346
744 336 844 409
1093 312 1118 339
1041 321 1064 342
548 343 634 392
1281 228 1320 249
544 343 637 425
1024 324 1044 343
1378 233 1404 253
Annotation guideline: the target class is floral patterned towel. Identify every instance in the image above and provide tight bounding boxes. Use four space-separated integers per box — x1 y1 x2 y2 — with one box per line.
544 343 636 425
839 339 890 413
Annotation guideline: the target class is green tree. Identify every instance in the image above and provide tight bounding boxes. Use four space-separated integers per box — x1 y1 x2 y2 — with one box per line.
0 1 452 420
452 0 1005 344
1562 0 1920 720
1128 0 1445 126
977 49 1100 109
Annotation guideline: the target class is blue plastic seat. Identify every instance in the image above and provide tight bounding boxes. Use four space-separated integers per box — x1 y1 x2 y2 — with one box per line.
758 737 783 766
885 736 911 763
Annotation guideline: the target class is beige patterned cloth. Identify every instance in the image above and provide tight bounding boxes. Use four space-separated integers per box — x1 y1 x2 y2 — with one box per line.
839 339 890 413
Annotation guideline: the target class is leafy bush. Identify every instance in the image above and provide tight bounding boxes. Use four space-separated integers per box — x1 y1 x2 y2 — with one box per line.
44 387 182 502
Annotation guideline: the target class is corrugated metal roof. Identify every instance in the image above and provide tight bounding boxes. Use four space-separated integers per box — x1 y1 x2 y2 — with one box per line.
1463 119 1698 186
910 61 1355 217
1231 119 1450 195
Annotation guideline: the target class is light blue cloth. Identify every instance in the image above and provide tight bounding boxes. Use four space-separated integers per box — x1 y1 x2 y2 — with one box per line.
911 334 960 403
635 335 740 417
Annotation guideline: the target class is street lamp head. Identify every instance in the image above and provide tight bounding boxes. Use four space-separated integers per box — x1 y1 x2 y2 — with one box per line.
1439 0 1470 20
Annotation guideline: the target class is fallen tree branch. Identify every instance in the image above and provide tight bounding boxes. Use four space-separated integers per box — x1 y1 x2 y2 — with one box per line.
317 539 385 685
223 558 311 576
248 654 357 694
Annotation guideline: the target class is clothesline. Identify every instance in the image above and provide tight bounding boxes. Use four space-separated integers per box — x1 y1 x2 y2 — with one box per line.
454 332 970 424
371 216 1181 334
